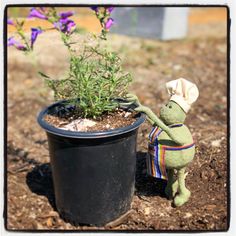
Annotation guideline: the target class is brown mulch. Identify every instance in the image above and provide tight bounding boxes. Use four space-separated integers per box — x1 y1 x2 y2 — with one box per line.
6 14 228 231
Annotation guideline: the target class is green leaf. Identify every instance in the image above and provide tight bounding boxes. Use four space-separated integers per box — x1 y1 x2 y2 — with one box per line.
38 71 51 79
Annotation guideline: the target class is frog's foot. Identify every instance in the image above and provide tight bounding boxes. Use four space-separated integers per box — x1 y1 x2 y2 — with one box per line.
173 189 191 207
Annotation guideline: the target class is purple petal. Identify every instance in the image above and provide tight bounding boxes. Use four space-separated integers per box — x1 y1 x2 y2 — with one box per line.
106 7 114 13
16 45 27 51
59 18 69 24
7 37 26 50
7 19 14 25
90 6 99 12
28 8 48 20
31 28 43 48
66 21 76 32
105 18 114 30
7 37 17 46
59 11 74 19
56 18 76 33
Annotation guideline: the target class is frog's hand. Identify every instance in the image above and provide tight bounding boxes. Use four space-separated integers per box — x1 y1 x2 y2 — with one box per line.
119 101 135 107
126 93 141 106
117 93 141 108
118 101 140 112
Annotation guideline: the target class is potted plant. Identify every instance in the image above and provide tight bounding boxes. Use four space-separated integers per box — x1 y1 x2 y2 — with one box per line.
7 6 145 226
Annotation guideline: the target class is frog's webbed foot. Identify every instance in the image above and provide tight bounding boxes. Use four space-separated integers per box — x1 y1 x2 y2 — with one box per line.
174 189 191 207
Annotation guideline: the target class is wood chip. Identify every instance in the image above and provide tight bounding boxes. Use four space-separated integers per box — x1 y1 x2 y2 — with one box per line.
46 218 53 227
144 207 151 216
105 210 134 228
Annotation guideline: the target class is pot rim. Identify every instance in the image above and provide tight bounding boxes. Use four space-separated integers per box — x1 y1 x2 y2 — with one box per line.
37 100 146 139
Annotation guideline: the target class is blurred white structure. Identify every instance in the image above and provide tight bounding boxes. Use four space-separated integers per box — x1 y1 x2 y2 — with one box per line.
111 7 189 40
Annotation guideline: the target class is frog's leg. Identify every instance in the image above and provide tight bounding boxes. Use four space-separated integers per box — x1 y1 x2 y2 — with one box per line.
172 178 179 197
164 169 173 198
172 172 188 197
173 167 191 207
165 169 179 198
165 169 175 198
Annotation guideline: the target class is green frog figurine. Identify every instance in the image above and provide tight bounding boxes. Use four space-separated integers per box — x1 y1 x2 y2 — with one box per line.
122 78 199 207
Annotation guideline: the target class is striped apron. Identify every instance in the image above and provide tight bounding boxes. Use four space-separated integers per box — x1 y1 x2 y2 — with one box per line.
147 124 195 180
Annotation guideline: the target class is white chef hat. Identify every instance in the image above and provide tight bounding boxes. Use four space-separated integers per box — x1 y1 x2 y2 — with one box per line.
166 78 199 113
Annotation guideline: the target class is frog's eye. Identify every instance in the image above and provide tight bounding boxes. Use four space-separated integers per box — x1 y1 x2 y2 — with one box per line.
169 105 172 109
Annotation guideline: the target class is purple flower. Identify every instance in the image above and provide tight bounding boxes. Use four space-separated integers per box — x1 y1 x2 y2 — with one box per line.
59 11 74 19
17 45 27 51
105 18 114 30
28 8 48 20
106 7 114 13
7 19 14 25
31 28 43 48
7 37 27 51
54 18 76 34
66 20 76 32
7 37 17 46
90 6 99 12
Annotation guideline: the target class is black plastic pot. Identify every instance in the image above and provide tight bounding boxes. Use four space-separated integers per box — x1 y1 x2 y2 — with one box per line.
37 100 145 226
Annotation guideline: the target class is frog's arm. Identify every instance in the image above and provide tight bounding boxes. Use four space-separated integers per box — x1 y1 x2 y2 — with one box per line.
119 94 186 145
146 116 155 125
136 106 186 145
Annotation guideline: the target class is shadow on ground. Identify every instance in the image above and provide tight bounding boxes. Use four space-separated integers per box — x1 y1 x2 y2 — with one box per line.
135 151 167 198
26 163 56 210
26 151 167 215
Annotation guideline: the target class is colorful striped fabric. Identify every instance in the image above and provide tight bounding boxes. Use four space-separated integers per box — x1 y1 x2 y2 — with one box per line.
147 124 195 180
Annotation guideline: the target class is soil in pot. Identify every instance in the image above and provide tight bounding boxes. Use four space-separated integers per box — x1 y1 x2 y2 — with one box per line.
44 108 139 132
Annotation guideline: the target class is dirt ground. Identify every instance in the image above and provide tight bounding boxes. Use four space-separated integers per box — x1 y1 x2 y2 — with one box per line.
6 7 228 231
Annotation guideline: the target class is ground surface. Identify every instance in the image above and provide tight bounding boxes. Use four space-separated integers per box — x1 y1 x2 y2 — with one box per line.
6 7 228 231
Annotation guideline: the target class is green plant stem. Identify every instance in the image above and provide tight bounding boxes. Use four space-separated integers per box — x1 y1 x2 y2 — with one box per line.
17 30 31 50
